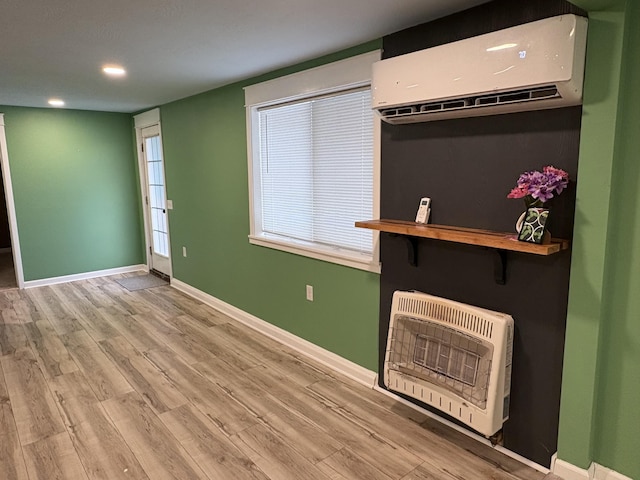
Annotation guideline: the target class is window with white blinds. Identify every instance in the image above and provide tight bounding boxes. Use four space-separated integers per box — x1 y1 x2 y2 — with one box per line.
245 51 380 272
258 88 373 255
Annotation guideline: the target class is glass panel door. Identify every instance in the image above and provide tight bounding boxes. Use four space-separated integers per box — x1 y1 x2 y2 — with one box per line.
145 135 168 257
141 125 171 277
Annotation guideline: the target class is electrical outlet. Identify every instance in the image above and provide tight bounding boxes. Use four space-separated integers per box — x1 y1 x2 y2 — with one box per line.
306 285 313 301
182 246 187 257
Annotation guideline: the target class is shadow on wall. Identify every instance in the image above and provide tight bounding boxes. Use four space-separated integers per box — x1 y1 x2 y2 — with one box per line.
0 170 11 249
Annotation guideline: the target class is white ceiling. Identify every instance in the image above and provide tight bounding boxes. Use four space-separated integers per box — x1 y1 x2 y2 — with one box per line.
0 0 488 113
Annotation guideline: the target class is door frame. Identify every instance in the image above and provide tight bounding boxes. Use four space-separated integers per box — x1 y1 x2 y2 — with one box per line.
0 113 25 288
134 108 172 278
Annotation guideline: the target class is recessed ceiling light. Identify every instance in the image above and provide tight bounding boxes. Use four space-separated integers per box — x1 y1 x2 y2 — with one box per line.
102 65 126 76
48 98 65 107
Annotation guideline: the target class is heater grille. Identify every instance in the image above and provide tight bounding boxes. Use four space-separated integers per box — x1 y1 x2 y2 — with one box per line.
388 315 492 409
395 294 495 339
384 291 513 437
413 334 480 386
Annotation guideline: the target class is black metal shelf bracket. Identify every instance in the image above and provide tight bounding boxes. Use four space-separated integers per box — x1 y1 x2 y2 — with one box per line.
390 233 418 267
388 232 509 283
493 249 508 285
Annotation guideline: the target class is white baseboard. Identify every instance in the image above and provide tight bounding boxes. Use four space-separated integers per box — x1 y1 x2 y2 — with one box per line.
24 264 148 289
170 278 377 388
552 455 591 480
551 455 633 480
592 464 634 480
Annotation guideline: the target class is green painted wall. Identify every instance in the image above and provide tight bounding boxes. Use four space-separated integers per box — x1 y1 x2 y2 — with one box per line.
557 7 625 469
1 106 144 281
160 41 381 370
592 0 640 476
559 1 640 478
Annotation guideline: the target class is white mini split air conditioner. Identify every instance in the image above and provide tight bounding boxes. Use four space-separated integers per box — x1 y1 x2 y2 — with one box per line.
372 14 588 123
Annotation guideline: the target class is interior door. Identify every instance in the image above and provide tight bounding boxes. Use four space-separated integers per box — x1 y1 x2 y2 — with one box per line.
140 125 171 277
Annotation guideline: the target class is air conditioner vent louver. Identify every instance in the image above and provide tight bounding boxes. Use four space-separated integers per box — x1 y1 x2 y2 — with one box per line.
379 86 560 123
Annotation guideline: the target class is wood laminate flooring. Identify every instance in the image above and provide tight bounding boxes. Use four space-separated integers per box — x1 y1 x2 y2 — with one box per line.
0 251 17 290
0 274 549 480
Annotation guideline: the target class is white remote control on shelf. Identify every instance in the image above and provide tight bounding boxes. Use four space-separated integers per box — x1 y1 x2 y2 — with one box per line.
415 197 431 224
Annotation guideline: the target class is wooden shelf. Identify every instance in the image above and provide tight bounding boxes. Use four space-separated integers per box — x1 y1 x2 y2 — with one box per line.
355 219 570 255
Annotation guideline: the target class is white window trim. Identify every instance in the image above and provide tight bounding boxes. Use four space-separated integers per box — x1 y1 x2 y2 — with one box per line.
244 51 381 274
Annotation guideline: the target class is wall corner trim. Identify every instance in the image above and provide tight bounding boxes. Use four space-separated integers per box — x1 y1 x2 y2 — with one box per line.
552 455 633 480
171 278 378 388
552 455 590 480
23 264 148 289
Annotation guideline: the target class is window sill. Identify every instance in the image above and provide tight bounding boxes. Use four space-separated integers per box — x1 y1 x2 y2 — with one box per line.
248 234 381 274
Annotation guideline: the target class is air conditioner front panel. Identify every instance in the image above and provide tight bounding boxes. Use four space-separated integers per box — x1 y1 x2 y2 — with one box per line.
372 14 587 116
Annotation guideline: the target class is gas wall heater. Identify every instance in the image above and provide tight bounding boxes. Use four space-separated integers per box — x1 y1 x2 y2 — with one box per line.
384 290 514 437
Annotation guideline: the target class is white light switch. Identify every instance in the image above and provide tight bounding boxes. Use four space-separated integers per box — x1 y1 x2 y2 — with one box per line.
166 200 173 210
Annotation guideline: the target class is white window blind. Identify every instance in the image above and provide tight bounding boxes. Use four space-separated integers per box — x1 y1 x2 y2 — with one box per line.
257 88 374 255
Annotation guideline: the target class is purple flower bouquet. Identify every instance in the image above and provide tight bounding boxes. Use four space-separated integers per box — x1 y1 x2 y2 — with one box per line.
507 165 569 207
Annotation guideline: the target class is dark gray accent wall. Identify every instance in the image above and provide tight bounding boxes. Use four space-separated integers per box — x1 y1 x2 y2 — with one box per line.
378 0 585 468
